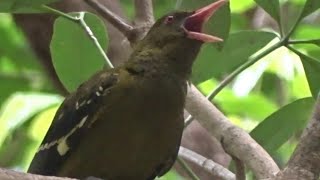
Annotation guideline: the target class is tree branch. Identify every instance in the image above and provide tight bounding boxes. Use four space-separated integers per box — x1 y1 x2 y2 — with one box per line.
98 0 132 66
84 0 134 39
179 146 235 180
0 168 76 180
85 0 154 43
186 84 280 179
133 0 154 26
275 96 320 180
132 0 154 41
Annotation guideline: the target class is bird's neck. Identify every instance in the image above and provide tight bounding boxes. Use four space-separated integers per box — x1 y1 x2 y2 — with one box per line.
128 41 202 80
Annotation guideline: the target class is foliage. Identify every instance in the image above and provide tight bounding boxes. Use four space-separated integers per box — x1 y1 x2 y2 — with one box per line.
0 0 319 179
51 12 108 91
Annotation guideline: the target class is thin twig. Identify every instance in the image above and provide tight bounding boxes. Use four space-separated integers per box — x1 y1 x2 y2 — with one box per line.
184 39 284 128
177 157 200 180
208 39 283 101
42 5 77 21
84 0 134 38
178 146 236 180
288 39 320 45
97 0 132 67
184 115 194 127
283 8 304 42
231 155 246 180
78 12 113 68
42 5 113 68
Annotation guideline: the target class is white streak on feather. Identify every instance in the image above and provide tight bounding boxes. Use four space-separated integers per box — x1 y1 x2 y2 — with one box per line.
79 101 86 107
86 99 92 104
37 139 58 152
79 116 88 127
95 91 101 96
58 113 64 120
37 115 89 155
57 139 69 155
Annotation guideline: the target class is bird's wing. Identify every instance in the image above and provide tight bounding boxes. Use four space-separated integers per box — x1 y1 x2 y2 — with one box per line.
149 114 184 180
28 70 119 176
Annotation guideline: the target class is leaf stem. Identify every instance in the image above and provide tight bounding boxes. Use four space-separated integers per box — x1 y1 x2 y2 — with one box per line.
41 6 113 69
283 2 310 42
207 39 284 101
184 39 284 127
41 5 78 21
288 39 320 45
78 12 114 68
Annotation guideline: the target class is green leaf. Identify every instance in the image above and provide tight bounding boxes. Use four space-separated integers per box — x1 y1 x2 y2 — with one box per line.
0 75 31 103
216 91 278 121
276 141 297 167
0 16 41 70
159 170 184 180
250 97 315 154
0 105 59 170
0 125 35 169
298 52 320 98
121 0 176 19
0 93 62 147
230 0 255 13
0 0 60 13
197 79 277 120
153 1 176 19
294 25 320 40
294 25 320 47
25 106 59 170
254 0 280 24
311 39 320 47
300 0 320 19
291 0 307 5
192 31 277 84
51 12 108 92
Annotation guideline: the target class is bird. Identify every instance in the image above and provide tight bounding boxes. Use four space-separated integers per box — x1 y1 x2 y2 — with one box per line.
28 0 227 179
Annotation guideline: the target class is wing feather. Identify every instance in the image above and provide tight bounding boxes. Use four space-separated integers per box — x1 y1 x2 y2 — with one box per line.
28 70 118 175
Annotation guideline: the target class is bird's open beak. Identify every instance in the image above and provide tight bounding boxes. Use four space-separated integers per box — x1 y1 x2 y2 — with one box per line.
183 0 227 42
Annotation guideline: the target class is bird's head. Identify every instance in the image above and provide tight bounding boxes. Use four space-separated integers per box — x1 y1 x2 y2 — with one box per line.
152 0 226 43
140 0 227 46
130 0 227 78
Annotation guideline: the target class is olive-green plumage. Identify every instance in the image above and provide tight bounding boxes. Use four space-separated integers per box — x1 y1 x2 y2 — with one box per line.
28 1 226 179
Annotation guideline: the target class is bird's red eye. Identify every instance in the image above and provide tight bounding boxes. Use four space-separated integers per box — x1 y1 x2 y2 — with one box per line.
164 16 174 24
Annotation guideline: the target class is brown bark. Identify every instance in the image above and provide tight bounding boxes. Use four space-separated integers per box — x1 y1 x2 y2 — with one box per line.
274 99 320 180
0 168 75 180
